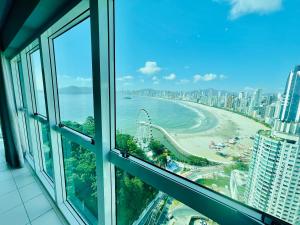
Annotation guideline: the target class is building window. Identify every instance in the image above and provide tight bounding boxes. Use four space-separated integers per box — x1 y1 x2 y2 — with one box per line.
38 122 54 179
114 0 300 224
62 137 98 224
115 167 218 225
53 18 94 137
30 49 47 116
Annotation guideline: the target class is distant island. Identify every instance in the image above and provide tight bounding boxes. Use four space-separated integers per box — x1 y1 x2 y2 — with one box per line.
59 86 93 94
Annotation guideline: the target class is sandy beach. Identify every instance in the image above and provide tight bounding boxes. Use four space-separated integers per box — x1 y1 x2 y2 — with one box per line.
166 101 269 163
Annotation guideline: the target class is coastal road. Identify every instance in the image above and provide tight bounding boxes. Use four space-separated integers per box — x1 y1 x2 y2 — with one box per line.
180 165 225 181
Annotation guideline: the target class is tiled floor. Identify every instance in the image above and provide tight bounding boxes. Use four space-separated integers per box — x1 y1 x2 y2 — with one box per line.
0 138 68 225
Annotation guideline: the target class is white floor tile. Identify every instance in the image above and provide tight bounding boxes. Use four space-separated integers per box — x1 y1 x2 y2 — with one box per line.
0 178 17 197
0 170 13 182
31 210 63 225
0 190 22 214
24 194 52 221
0 205 29 225
0 162 9 172
19 181 43 202
14 174 36 189
11 167 32 178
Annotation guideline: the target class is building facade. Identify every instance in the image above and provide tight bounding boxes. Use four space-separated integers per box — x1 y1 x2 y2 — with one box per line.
245 66 300 225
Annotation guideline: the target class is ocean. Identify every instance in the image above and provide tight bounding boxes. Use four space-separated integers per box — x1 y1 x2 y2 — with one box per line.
38 92 218 136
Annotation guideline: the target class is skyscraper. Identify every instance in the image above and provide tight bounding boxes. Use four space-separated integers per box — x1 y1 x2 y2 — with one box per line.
280 66 300 123
248 89 262 116
245 66 300 225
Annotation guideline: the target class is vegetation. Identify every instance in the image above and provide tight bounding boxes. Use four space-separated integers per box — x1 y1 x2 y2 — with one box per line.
115 132 160 225
169 151 218 167
63 116 95 136
197 176 229 188
63 118 158 225
61 117 219 224
223 161 249 175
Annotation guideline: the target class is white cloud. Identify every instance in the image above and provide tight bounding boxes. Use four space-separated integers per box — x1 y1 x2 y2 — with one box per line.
57 74 92 87
176 79 190 85
193 74 202 83
116 75 133 81
123 82 132 86
244 86 256 92
163 73 176 80
153 81 159 85
219 74 227 80
152 76 158 81
193 73 218 83
138 61 161 75
222 0 282 19
76 77 92 82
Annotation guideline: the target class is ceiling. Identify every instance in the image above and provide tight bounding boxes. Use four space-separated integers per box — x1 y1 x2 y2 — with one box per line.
0 0 12 30
0 0 80 58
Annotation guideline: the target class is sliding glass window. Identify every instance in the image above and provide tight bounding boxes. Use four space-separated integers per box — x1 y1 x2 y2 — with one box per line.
16 60 32 156
49 12 98 224
27 47 54 180
116 167 219 225
30 49 47 116
53 18 94 137
114 1 300 225
37 122 54 179
62 137 97 224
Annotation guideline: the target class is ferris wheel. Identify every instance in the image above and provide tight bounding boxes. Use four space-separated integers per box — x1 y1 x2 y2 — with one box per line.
135 109 153 151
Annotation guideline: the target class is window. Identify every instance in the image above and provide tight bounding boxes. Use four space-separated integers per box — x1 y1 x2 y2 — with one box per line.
38 122 54 179
16 60 32 156
50 14 98 224
30 49 47 116
53 18 94 136
5 1 297 225
114 0 300 224
116 168 218 225
62 137 97 224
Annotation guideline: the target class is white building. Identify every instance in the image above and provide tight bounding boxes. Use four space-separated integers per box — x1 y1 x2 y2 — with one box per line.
245 66 300 225
245 128 300 224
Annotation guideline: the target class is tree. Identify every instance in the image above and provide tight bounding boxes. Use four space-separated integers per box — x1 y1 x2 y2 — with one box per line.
149 140 165 157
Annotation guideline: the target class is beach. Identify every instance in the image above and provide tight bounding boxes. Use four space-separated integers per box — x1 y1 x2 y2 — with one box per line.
165 100 269 163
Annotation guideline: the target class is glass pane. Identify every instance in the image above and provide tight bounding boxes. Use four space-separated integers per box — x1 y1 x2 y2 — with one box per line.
115 1 300 224
38 123 54 179
53 18 94 136
62 138 98 224
0 121 4 155
17 61 32 156
31 49 47 116
116 168 219 225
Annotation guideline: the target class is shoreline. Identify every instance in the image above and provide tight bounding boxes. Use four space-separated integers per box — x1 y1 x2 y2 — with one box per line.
152 97 269 163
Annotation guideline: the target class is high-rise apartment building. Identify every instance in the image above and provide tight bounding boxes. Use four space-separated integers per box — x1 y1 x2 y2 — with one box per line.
246 66 300 225
280 66 300 123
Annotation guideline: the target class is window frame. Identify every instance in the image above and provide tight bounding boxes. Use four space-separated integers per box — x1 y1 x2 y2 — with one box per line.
10 56 36 166
105 0 292 225
48 8 95 139
3 0 293 225
24 41 56 184
40 2 99 224
26 45 48 117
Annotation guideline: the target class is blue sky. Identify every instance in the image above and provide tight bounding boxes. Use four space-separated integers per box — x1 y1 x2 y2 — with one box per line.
53 0 300 93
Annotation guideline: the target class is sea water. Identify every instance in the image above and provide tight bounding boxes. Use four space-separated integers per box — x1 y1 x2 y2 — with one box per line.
38 92 218 136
